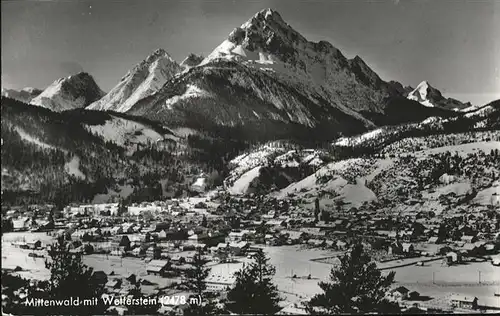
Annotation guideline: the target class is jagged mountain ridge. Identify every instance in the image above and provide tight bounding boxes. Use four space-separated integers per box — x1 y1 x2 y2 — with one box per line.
87 49 182 112
127 59 371 141
120 9 465 140
1 87 42 103
30 72 105 112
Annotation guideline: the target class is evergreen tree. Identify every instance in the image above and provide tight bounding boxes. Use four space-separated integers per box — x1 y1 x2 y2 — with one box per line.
314 197 320 222
184 248 209 297
40 237 106 315
127 283 159 315
182 248 219 316
307 244 400 315
227 250 282 315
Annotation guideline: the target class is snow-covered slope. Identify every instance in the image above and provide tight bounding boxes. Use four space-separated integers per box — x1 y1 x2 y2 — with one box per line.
224 143 326 195
83 115 178 154
334 128 385 146
87 49 181 112
407 81 471 110
1 87 42 103
269 138 500 212
30 72 104 112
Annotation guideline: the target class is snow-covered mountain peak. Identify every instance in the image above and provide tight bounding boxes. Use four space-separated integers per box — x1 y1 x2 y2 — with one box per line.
415 80 431 95
407 81 440 107
144 48 173 64
30 72 105 112
406 80 470 110
202 8 332 67
240 8 288 30
123 49 175 80
87 48 182 112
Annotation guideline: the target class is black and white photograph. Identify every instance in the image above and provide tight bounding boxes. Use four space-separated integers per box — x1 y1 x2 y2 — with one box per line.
1 0 499 315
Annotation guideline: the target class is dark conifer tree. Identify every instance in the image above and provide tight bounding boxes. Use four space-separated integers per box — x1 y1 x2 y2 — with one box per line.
227 250 282 315
307 244 400 314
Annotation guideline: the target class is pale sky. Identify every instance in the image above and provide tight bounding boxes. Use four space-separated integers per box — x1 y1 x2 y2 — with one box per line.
2 0 499 106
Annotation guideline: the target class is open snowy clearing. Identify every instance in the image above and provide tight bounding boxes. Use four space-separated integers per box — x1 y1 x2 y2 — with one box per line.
14 127 58 150
84 116 171 152
64 156 86 179
227 166 262 195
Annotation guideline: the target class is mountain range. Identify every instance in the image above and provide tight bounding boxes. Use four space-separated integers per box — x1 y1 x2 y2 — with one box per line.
1 8 497 206
1 87 42 104
4 9 473 138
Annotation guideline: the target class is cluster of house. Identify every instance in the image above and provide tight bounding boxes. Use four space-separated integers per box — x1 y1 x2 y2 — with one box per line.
388 286 500 312
63 200 191 217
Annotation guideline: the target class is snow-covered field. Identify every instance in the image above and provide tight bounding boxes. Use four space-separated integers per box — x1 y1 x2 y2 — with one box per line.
209 245 339 300
391 261 500 285
2 233 55 281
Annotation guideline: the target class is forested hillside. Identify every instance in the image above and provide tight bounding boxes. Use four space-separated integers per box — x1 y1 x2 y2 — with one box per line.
0 98 251 206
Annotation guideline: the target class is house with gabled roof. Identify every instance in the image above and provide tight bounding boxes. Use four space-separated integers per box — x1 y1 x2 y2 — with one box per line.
450 295 478 310
146 260 169 276
391 286 410 301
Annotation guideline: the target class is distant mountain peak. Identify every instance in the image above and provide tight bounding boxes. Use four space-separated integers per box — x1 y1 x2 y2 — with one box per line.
407 80 441 107
1 86 42 103
202 8 344 73
244 8 286 27
127 49 175 78
407 80 469 110
21 87 42 94
145 48 171 62
87 48 181 112
30 72 104 112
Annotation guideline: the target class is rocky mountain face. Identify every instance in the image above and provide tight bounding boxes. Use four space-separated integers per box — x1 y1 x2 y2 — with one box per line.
30 72 104 112
407 81 471 110
180 53 204 70
1 87 42 103
121 9 459 140
87 49 182 112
